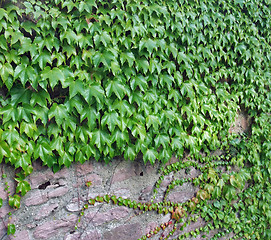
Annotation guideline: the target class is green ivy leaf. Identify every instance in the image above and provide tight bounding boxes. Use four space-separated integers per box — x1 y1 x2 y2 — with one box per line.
124 146 136 161
9 194 21 209
82 83 105 104
130 75 148 92
223 185 236 201
16 180 31 196
41 67 65 89
48 103 68 126
143 149 158 165
105 80 127 100
7 223 16 235
101 111 120 132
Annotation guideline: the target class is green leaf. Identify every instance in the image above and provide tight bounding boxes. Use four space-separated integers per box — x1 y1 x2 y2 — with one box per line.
92 51 115 68
59 152 73 167
15 153 31 171
82 83 105 104
131 123 146 141
30 89 51 107
111 61 121 75
41 67 65 89
0 140 10 161
208 168 217 183
223 185 236 201
120 52 135 67
33 50 52 69
143 149 158 165
112 100 133 117
101 111 120 132
146 115 160 131
253 170 263 183
105 80 127 100
9 194 21 209
60 29 78 44
10 87 31 106
0 62 14 89
68 80 84 99
16 180 31 196
34 138 54 166
0 35 8 50
124 146 136 161
154 134 170 148
92 129 111 151
112 129 129 148
80 106 99 128
136 58 149 75
94 31 111 47
139 39 157 55
130 75 148 92
7 223 16 235
48 103 68 126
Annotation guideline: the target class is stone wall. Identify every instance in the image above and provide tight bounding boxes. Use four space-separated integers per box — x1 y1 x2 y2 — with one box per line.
0 157 199 240
0 113 249 240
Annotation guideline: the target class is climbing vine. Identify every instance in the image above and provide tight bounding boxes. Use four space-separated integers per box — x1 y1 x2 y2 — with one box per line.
0 0 270 238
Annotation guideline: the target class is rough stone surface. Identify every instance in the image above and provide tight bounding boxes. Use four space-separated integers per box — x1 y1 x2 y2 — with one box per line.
10 230 30 240
103 223 142 240
229 111 251 134
34 203 58 220
24 191 48 206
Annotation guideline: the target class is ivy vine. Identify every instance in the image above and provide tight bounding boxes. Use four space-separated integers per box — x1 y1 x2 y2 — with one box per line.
0 0 270 239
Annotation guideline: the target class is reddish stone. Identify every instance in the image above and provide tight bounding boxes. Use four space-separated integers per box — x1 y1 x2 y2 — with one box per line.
76 161 94 176
48 186 69 198
85 173 102 186
165 156 179 166
34 203 58 220
10 230 30 240
185 217 205 232
112 188 131 199
112 168 136 183
24 191 48 206
0 221 6 237
33 215 77 239
66 202 82 212
187 167 200 178
53 168 69 179
0 204 13 218
160 174 174 188
65 232 81 240
167 190 194 203
0 185 8 200
82 230 101 240
103 223 142 240
29 172 53 189
85 206 130 226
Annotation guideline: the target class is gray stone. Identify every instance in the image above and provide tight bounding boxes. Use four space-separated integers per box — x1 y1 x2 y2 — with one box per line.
103 223 142 240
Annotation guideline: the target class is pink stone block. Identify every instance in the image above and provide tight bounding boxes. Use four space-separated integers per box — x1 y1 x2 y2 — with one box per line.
85 173 102 186
33 216 77 239
0 204 13 218
76 161 94 176
48 186 69 198
25 191 48 206
34 203 58 220
103 223 142 240
112 168 136 183
10 230 30 240
85 206 130 226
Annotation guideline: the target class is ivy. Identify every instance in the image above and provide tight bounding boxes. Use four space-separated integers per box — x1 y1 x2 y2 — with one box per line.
0 0 270 238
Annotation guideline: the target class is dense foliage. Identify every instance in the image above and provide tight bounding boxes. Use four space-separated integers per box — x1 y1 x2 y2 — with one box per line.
0 0 270 239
